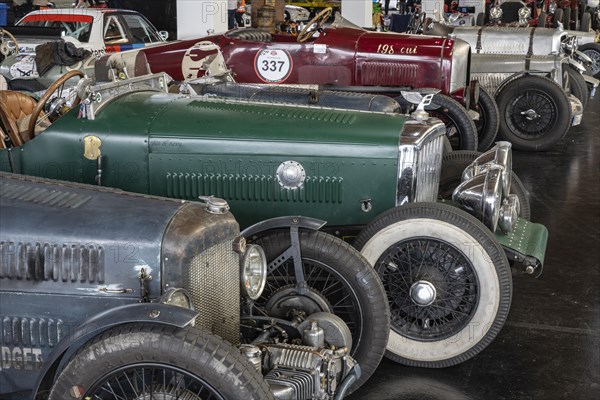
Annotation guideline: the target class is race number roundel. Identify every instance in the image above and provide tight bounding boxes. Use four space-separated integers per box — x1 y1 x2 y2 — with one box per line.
254 49 293 83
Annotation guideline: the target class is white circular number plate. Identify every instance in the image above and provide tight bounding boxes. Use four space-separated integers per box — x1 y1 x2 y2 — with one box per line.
254 49 292 83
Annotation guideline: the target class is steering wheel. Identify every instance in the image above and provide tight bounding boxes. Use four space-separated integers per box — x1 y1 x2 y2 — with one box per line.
27 70 85 138
0 28 19 58
297 7 332 43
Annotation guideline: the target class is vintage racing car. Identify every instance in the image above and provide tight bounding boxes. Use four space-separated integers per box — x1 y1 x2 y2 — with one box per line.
0 71 549 370
0 172 388 399
425 22 597 151
139 11 499 152
0 8 167 77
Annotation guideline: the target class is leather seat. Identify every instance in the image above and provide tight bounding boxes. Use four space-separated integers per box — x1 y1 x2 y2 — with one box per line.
0 90 49 146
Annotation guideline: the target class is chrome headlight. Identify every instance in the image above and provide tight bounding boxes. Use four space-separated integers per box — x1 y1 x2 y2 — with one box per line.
462 141 512 197
240 244 267 300
518 7 531 20
490 6 503 20
453 167 504 232
159 288 194 310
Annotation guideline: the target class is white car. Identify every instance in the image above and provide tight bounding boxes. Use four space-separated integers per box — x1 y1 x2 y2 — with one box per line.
1 8 167 79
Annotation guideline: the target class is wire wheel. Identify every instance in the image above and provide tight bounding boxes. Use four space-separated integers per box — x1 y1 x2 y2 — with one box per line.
376 237 479 342
507 90 557 140
258 257 363 342
84 364 223 400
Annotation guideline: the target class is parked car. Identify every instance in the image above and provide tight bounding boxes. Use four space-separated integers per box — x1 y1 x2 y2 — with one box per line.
139 12 499 152
424 22 595 151
0 8 167 79
236 1 311 27
0 71 549 369
0 171 388 399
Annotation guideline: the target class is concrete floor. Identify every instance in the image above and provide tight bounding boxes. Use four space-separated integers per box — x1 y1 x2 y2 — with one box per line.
348 94 600 399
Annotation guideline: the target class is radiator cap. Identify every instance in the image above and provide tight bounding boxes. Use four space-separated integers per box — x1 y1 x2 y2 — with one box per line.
198 195 230 214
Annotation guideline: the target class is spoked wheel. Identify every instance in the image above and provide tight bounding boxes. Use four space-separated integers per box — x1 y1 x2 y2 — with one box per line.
49 324 274 400
354 202 512 368
250 230 389 391
580 43 600 79
426 93 478 151
473 86 499 152
496 75 571 151
438 150 531 220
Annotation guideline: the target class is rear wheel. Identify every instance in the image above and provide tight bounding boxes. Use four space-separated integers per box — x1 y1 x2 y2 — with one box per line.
474 86 499 152
553 8 563 28
563 7 571 29
49 324 274 400
580 43 600 78
354 202 512 368
427 93 478 151
566 64 589 108
495 75 571 151
580 11 591 31
537 11 547 27
250 230 389 391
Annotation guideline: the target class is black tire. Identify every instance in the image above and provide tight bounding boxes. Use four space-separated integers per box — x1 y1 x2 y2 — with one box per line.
537 11 547 27
49 324 274 400
580 11 591 31
495 75 571 151
566 64 589 108
580 43 600 79
354 202 512 368
427 93 478 151
476 12 485 26
474 86 499 152
438 150 531 220
563 7 571 29
553 8 563 28
250 230 389 391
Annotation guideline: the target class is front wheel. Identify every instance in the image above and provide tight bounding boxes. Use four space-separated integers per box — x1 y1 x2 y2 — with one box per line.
474 86 499 152
580 43 600 79
354 202 512 368
250 230 389 391
495 75 571 151
566 64 589 108
427 93 478 151
49 324 274 400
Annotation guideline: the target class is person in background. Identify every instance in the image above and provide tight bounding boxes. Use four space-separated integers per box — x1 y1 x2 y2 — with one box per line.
227 0 238 29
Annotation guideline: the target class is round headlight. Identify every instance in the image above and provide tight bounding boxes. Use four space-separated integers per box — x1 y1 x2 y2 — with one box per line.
518 7 531 20
453 167 504 232
241 244 267 300
490 6 503 20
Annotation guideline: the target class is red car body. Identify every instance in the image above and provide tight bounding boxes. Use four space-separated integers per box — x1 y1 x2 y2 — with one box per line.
139 17 472 105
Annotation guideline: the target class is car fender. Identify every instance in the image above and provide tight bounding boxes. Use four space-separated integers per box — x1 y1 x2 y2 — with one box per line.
241 216 327 238
568 56 587 73
32 303 198 398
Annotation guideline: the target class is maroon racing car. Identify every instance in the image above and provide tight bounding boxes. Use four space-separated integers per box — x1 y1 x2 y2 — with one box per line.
139 10 498 151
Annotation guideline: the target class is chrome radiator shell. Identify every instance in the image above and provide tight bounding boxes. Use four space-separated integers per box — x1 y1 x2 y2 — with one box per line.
396 118 446 205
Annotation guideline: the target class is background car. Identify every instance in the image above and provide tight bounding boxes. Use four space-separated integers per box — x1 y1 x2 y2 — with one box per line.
0 70 548 371
0 172 384 399
0 8 167 79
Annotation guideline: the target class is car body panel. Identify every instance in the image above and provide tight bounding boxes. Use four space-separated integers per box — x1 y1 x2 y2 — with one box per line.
139 17 468 98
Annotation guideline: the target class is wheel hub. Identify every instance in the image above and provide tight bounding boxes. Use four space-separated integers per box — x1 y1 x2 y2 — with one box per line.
264 285 332 319
409 280 437 306
520 108 541 120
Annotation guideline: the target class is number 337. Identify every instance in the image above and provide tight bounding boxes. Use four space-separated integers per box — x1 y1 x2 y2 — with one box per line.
261 60 285 72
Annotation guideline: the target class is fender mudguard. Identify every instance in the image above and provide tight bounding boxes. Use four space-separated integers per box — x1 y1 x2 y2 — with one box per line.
33 303 198 398
241 216 326 238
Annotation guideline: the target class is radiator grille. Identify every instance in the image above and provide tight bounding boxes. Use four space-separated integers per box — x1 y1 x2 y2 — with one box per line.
188 240 240 345
415 134 444 203
360 62 421 86
165 173 343 204
0 242 105 283
1 316 63 347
